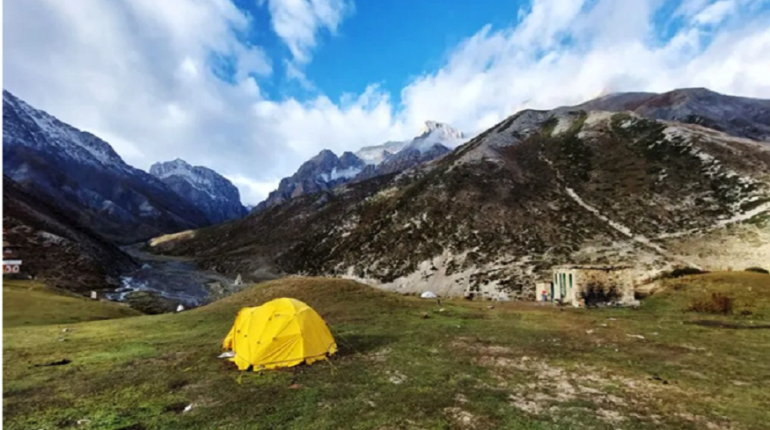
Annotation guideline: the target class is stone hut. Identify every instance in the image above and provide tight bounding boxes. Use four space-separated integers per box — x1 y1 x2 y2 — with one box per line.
545 265 634 307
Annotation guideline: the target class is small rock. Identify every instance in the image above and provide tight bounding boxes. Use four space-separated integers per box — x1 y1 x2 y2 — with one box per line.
438 308 446 313
59 338 67 342
487 305 495 309
608 318 617 321
62 328 71 333
599 323 608 327
289 384 302 389
586 330 594 335
627 334 645 340
77 419 91 425
183 404 193 413
421 313 430 319
652 332 659 336
388 371 407 385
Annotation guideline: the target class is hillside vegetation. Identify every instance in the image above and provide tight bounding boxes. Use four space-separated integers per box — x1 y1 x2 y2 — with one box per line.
3 274 770 429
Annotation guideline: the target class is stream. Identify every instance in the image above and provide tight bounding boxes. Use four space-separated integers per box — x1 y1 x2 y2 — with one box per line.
106 244 235 308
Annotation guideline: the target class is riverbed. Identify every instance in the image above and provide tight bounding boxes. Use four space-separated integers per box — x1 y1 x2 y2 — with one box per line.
106 244 235 308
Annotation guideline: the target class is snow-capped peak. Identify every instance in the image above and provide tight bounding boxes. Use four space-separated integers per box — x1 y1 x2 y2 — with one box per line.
3 89 128 170
149 158 195 180
418 121 465 140
149 159 247 223
355 122 466 165
149 159 220 191
407 121 466 154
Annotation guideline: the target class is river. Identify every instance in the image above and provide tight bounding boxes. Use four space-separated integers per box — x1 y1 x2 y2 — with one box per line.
106 244 236 308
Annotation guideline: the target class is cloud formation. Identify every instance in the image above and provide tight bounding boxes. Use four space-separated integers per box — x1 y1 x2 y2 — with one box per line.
4 0 770 205
260 0 353 64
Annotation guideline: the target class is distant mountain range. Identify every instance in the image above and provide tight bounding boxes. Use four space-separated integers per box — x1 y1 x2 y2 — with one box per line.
150 159 247 224
254 121 466 212
2 90 247 244
152 88 770 299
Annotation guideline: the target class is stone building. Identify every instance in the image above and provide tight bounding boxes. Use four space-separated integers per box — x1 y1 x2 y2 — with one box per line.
538 265 634 307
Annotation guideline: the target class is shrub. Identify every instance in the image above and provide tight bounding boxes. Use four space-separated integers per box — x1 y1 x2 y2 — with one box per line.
662 267 708 279
688 293 733 315
745 267 769 274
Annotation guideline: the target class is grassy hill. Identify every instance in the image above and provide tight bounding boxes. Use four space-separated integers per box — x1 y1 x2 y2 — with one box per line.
3 280 141 327
3 273 770 429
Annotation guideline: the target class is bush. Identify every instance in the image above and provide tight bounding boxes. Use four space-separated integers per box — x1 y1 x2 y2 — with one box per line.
688 293 733 315
663 267 708 279
745 267 769 274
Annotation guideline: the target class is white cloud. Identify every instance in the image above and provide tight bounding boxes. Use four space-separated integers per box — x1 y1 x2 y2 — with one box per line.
226 175 281 206
396 0 770 134
4 0 770 207
260 0 352 64
694 0 736 25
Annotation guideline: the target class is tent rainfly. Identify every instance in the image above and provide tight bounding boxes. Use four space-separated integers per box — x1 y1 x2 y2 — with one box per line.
222 298 337 370
420 291 438 299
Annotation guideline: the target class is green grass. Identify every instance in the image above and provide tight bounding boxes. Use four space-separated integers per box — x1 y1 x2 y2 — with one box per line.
3 274 770 429
3 280 141 327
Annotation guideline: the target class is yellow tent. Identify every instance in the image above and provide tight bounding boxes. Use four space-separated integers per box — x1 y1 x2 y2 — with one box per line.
222 298 337 370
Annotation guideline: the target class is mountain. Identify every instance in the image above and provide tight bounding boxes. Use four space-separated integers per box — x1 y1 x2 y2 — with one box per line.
3 175 138 293
2 90 210 244
150 159 247 224
568 88 770 142
254 121 465 212
150 89 770 299
253 149 367 212
355 140 410 165
355 121 466 165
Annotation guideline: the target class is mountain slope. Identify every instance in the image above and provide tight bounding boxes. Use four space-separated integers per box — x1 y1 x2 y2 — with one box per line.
2 90 210 244
152 102 770 299
3 175 138 293
150 159 247 224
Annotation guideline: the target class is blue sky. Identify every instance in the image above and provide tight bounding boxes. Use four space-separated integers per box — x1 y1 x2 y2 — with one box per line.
250 0 526 104
5 0 770 204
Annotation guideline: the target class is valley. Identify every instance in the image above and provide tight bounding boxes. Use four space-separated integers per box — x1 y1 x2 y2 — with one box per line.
3 86 769 430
